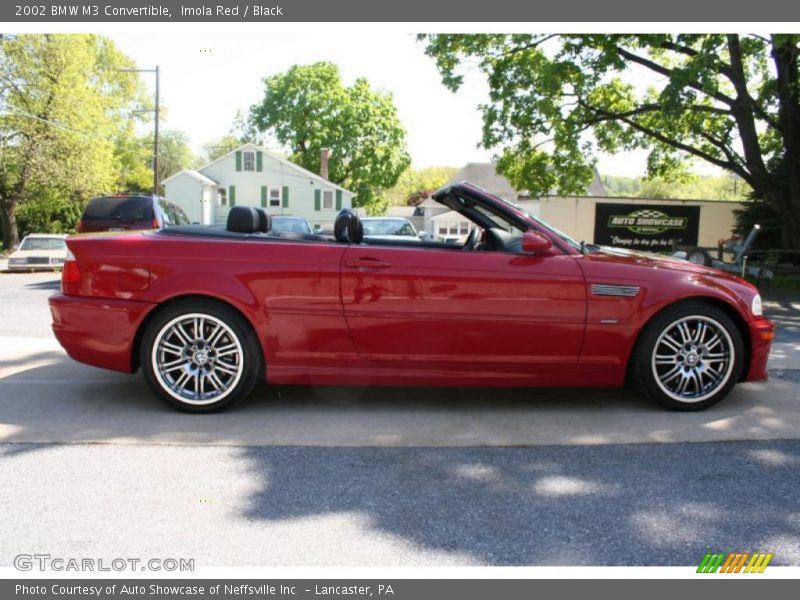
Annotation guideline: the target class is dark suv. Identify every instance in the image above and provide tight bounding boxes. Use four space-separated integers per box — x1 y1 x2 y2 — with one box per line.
77 194 190 233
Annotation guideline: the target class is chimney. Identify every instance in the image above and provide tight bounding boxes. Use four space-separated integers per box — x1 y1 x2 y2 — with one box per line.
320 148 330 180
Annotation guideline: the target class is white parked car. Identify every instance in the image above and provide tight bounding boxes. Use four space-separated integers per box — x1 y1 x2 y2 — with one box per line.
6 234 69 271
361 217 421 241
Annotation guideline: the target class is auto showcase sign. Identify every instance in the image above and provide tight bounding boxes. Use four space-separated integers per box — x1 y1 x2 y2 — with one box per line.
594 203 700 251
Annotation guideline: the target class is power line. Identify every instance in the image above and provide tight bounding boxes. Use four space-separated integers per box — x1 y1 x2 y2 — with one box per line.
1 106 116 143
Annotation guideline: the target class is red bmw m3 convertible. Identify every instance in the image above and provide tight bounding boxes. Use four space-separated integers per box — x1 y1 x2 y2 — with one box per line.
49 182 774 412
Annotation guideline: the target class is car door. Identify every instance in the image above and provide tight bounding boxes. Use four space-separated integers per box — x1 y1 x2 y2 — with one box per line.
340 243 587 369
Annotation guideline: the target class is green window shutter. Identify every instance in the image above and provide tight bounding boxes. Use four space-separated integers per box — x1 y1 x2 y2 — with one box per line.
256 151 263 172
314 189 321 211
260 186 267 208
235 151 242 172
229 185 236 206
335 190 342 211
282 186 289 208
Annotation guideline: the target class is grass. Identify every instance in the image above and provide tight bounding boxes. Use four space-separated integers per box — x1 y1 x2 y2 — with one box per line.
769 275 800 291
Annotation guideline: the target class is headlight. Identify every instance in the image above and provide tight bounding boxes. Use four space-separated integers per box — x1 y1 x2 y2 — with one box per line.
50 257 64 265
751 293 763 317
9 257 26 265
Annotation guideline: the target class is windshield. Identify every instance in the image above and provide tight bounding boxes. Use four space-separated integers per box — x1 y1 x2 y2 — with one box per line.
272 218 312 234
20 237 67 251
511 205 582 250
362 219 417 237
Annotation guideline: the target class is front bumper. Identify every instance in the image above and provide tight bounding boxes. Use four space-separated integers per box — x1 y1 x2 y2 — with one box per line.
8 263 62 271
49 293 155 373
744 317 775 382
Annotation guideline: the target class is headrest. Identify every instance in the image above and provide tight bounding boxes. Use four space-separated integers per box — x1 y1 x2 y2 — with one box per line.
227 206 259 233
334 208 363 244
254 208 272 233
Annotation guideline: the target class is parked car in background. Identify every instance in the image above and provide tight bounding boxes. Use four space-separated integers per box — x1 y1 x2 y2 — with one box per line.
77 194 189 233
49 183 774 413
271 216 313 235
361 217 420 240
7 234 68 271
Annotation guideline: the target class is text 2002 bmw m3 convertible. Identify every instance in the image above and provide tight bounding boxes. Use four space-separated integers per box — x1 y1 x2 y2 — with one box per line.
49 182 774 412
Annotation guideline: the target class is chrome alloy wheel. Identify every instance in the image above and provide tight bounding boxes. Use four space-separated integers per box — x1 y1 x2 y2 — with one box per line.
151 312 244 406
651 315 735 403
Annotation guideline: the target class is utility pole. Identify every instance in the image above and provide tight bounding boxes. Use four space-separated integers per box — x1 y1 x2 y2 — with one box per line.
118 66 160 195
154 65 160 196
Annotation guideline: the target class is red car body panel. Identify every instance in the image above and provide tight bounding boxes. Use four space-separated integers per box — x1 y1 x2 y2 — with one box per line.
50 183 773 391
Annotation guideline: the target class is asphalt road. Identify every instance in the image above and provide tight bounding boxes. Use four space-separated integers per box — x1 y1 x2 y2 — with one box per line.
1 270 799 567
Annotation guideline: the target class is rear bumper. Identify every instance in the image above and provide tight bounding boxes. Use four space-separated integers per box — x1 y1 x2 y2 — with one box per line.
744 317 775 382
49 293 154 373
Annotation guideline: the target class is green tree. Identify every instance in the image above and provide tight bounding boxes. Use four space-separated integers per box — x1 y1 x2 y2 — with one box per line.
15 186 84 237
601 175 641 196
0 34 147 248
202 135 242 162
202 109 264 162
421 34 800 249
638 174 748 200
113 130 152 193
387 166 458 205
249 62 411 212
151 129 199 187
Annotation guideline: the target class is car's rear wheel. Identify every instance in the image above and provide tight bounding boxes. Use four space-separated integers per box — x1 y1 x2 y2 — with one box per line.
140 300 261 412
632 302 744 410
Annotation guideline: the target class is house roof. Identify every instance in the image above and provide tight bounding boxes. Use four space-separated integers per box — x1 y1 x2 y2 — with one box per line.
197 143 355 195
447 163 519 199
447 162 607 197
386 206 418 218
419 196 441 208
162 169 218 186
431 210 468 222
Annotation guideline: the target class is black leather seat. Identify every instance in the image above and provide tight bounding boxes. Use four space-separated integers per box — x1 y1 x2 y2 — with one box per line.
226 206 260 233
254 207 272 233
334 208 363 244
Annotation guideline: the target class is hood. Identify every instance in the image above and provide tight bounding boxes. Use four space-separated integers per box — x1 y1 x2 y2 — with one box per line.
586 245 746 282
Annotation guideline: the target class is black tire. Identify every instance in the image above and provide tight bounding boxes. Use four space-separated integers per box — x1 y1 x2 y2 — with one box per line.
631 302 744 411
686 247 713 267
140 299 262 413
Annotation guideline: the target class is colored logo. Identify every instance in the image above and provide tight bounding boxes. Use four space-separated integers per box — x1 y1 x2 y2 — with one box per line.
608 209 689 235
697 552 773 573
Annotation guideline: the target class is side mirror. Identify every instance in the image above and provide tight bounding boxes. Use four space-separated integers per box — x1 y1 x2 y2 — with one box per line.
522 231 553 254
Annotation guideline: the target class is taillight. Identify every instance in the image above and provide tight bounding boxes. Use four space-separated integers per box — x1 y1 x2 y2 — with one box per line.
61 250 81 295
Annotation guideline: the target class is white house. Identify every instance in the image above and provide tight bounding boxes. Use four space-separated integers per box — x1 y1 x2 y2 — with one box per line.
162 143 355 230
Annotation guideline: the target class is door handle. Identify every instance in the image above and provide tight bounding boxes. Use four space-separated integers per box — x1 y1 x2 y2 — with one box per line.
345 257 391 269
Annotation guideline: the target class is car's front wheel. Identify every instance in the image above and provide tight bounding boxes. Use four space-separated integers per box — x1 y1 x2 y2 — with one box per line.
632 302 744 410
140 300 262 412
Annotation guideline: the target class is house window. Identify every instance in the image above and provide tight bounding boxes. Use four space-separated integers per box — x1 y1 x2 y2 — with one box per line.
218 188 227 206
438 226 447 235
322 190 334 210
269 187 281 208
459 223 470 235
242 151 255 172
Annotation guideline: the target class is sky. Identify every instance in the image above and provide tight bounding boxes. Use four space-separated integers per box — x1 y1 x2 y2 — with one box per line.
109 31 691 178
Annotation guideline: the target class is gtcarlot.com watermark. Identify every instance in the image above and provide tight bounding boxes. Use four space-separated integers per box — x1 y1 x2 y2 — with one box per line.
14 554 194 572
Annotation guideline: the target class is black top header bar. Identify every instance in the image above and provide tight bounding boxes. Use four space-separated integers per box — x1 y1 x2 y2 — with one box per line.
3 0 800 22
